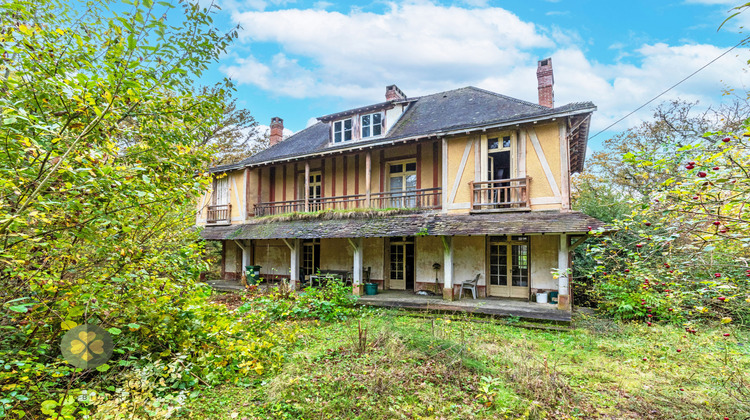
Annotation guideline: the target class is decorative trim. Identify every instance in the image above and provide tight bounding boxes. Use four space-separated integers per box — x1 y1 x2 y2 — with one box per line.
530 197 562 205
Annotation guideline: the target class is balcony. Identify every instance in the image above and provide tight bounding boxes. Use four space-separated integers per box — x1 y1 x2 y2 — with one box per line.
207 204 231 224
253 187 441 217
470 177 530 212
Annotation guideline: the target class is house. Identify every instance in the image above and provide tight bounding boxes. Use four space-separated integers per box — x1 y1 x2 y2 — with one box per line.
198 58 605 310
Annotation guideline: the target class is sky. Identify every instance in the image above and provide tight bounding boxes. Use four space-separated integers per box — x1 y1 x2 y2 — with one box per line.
198 0 750 150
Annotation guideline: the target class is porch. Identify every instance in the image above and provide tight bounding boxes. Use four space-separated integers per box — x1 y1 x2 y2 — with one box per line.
357 290 570 322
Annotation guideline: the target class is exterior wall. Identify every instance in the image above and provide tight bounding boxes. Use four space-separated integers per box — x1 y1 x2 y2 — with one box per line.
319 238 353 271
252 239 291 280
453 236 486 297
524 122 564 210
222 240 243 280
529 235 558 292
363 237 385 288
415 236 443 292
444 135 478 213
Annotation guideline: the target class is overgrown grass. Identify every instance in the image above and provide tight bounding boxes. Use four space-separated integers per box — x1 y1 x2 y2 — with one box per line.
183 308 750 419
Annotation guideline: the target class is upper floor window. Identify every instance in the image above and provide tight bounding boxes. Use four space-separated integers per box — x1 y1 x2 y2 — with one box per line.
333 119 352 143
361 112 382 138
213 176 229 205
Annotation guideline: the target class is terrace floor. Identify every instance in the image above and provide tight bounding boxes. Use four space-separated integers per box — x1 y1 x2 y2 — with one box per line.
357 290 571 322
205 280 572 322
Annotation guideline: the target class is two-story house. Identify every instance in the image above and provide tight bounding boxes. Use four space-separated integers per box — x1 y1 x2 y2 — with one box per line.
198 58 604 310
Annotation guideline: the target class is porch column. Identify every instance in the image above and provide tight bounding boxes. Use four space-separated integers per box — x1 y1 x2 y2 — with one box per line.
442 236 454 301
558 234 571 310
234 240 251 277
283 238 301 291
365 151 372 208
304 162 310 212
349 237 364 296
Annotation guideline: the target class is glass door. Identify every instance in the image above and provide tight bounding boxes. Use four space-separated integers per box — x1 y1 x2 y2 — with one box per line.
487 236 529 298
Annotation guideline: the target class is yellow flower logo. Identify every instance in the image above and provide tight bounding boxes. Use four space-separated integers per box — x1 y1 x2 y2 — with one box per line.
70 331 105 361
61 324 113 369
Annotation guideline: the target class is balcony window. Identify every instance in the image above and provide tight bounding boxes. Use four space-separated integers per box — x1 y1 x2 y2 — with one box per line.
361 112 382 138
333 119 352 143
214 176 229 205
388 161 417 208
308 172 322 211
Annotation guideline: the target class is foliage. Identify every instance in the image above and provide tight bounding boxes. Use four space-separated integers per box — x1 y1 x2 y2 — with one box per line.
0 0 299 417
198 87 267 166
584 119 750 325
238 280 359 322
184 311 750 419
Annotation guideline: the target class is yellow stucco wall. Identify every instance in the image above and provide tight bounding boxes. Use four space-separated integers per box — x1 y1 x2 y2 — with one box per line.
453 236 485 285
319 238 354 271
253 239 291 278
445 136 477 213
415 236 442 286
530 235 558 291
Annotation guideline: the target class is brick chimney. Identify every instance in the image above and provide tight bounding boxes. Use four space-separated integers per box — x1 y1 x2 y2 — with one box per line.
385 85 406 101
270 117 284 146
537 58 554 108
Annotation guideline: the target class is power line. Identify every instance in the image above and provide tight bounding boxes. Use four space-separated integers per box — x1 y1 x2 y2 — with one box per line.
589 35 750 140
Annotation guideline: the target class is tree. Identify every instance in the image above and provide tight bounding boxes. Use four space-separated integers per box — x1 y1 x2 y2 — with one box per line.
0 1 286 417
198 87 264 166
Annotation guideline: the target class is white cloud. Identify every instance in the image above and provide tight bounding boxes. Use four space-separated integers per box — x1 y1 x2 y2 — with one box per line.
222 1 750 136
225 2 552 101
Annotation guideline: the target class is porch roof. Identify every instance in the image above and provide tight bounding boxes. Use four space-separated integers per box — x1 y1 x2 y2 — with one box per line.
200 211 606 241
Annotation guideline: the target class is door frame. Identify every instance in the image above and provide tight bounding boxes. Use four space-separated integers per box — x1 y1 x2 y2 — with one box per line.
388 236 415 290
486 235 530 298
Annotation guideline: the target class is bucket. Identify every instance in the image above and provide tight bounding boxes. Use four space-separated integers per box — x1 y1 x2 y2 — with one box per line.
536 292 548 304
548 291 559 304
364 283 378 296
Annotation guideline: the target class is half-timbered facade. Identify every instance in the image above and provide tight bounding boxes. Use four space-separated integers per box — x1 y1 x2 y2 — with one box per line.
198 58 604 310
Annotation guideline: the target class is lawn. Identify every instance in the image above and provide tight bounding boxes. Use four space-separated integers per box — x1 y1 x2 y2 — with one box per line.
183 306 749 419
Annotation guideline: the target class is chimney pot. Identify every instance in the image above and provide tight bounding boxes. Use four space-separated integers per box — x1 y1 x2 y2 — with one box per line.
385 84 406 101
537 58 554 108
270 117 284 146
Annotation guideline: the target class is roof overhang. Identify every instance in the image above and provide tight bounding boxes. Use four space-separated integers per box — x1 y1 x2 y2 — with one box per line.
200 211 607 241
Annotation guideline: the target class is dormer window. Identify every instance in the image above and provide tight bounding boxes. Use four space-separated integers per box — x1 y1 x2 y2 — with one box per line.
333 119 352 143
361 112 382 138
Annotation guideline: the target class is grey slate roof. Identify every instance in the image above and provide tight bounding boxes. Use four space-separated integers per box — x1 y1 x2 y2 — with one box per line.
200 211 606 241
210 86 596 173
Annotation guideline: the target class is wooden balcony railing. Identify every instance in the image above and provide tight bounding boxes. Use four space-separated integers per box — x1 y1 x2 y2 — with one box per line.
470 177 530 212
371 188 442 210
253 187 442 217
207 204 231 224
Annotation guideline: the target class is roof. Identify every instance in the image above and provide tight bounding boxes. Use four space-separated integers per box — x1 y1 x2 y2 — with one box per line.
210 86 596 173
200 211 606 241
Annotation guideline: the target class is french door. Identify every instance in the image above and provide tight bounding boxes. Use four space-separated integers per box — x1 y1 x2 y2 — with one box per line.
389 237 414 290
488 236 529 298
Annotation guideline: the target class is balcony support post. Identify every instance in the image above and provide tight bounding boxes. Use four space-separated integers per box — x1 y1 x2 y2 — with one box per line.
304 161 310 212
365 151 372 208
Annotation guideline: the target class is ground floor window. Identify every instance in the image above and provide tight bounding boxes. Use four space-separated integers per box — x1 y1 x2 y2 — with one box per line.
488 236 529 297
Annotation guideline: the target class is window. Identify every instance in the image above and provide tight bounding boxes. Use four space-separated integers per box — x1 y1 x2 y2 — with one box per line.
361 112 382 138
333 119 352 143
308 172 322 211
214 176 229 205
388 161 417 208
